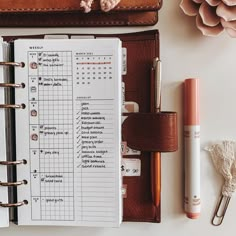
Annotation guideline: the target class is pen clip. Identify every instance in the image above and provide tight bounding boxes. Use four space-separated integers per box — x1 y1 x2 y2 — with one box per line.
153 57 161 112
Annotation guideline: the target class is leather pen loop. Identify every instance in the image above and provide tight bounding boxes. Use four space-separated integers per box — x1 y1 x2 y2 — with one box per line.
212 194 231 226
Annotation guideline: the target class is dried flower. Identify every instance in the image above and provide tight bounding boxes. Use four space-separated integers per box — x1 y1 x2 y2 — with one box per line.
180 0 236 37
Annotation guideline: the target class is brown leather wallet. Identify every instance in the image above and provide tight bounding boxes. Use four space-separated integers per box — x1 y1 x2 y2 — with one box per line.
4 30 177 223
0 0 162 27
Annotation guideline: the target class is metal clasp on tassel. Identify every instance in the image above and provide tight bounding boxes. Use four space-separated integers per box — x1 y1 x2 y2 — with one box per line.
212 194 231 226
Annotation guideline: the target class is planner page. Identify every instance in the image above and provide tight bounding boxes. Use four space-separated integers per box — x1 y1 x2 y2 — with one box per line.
0 39 9 227
14 38 122 227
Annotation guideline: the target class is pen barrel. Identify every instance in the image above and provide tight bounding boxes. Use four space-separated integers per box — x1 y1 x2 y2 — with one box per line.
151 152 161 207
184 125 200 219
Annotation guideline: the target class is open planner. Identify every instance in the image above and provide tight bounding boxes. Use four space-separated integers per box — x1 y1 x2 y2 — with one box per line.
0 30 178 228
0 37 122 227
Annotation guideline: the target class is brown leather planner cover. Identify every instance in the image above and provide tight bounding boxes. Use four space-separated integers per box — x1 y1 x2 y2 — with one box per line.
4 30 177 223
0 0 162 27
118 31 177 222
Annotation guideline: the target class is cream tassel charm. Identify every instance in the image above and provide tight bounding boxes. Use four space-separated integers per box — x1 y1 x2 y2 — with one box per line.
80 0 94 13
80 0 120 13
100 0 121 12
205 140 236 225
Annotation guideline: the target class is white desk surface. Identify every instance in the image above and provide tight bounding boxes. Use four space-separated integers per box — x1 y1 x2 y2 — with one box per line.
1 1 236 235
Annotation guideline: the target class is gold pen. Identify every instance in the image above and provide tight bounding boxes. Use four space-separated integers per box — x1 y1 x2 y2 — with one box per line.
154 58 161 113
151 57 162 208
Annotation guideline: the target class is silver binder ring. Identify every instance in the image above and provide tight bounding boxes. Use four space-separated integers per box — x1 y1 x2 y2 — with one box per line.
0 200 28 208
0 104 25 109
0 83 25 88
0 61 25 67
0 180 27 187
0 159 27 165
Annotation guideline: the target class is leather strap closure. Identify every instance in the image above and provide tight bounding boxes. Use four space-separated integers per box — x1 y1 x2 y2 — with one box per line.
122 112 178 152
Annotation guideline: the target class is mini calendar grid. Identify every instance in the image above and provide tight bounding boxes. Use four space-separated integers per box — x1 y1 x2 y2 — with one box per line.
75 54 113 85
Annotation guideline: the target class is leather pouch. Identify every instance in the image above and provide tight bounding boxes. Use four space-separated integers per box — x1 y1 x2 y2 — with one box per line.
0 0 162 27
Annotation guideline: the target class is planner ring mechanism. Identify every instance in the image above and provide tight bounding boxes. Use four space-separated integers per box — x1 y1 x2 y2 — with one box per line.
0 201 28 208
0 160 28 208
0 160 27 165
0 61 25 67
0 61 26 109
0 60 28 207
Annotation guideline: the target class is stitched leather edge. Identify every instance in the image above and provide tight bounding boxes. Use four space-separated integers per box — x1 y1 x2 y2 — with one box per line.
0 3 161 12
0 14 158 26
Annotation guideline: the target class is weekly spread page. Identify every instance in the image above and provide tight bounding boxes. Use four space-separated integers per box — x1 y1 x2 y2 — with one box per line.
14 38 122 227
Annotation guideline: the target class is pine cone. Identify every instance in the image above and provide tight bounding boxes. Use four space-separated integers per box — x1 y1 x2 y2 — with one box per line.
180 0 236 37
